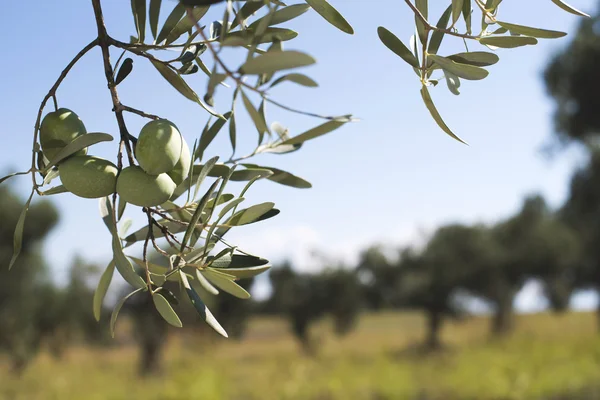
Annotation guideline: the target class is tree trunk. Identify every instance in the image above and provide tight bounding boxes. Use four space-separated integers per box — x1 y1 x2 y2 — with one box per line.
292 317 315 355
139 340 163 376
425 309 442 350
491 291 514 336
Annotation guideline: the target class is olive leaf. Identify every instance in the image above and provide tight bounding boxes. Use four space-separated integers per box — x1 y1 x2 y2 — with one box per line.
305 0 354 34
420 86 466 144
8 190 34 270
44 133 114 170
478 36 538 48
149 0 162 40
166 6 209 44
428 54 489 80
131 0 146 43
150 60 223 119
550 0 589 17
156 3 186 44
378 27 419 69
496 21 566 39
270 73 318 88
242 163 312 189
110 288 145 338
93 260 115 321
153 293 183 327
280 120 346 146
201 268 251 299
180 270 228 337
240 51 316 75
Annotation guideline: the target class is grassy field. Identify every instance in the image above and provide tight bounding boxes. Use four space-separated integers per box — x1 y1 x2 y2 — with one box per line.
1 311 599 400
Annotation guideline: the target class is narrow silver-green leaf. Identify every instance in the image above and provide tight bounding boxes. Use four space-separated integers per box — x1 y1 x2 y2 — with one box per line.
281 120 345 146
180 270 228 337
150 60 222 118
550 0 589 17
496 21 567 39
249 4 310 30
217 197 246 219
93 260 115 321
207 254 269 269
447 51 499 67
305 0 353 34
428 54 489 80
42 168 59 186
220 265 271 279
40 185 68 196
131 0 146 43
99 196 114 234
231 1 265 29
44 133 113 170
193 156 219 201
110 288 144 338
166 6 209 44
241 91 269 136
478 36 538 48
112 234 146 289
240 51 315 75
377 27 419 69
222 28 298 46
195 268 219 295
415 0 428 45
196 112 232 160
182 178 221 249
156 3 186 44
201 269 251 299
8 190 34 270
270 73 318 88
225 202 275 226
420 86 466 144
452 0 464 24
149 0 162 40
428 5 452 56
153 293 183 327
242 163 312 189
229 111 237 156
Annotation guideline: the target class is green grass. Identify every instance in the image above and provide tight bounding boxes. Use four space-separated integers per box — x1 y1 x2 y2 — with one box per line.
1 311 599 400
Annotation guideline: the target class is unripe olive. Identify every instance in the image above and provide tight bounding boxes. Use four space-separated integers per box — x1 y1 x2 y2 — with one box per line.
116 166 176 207
40 108 88 162
58 156 118 199
135 119 183 175
167 137 191 186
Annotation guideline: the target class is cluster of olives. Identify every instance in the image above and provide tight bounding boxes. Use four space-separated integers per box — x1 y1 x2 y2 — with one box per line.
40 108 191 207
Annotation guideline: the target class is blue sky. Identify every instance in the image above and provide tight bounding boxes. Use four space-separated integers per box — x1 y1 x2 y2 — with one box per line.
0 0 596 309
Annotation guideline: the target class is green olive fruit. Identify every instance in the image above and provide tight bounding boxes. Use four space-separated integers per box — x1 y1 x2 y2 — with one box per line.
167 137 191 186
116 166 176 207
135 119 183 175
40 108 88 162
58 156 118 199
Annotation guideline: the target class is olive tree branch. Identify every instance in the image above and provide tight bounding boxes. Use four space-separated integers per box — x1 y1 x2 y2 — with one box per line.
31 38 98 193
91 0 135 167
403 0 480 40
119 105 160 120
184 7 346 121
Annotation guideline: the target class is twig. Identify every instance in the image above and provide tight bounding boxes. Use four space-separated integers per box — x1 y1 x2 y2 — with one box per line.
185 8 344 121
119 105 160 120
403 0 480 40
91 0 135 166
30 38 98 193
